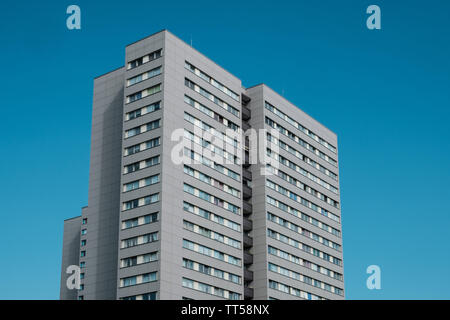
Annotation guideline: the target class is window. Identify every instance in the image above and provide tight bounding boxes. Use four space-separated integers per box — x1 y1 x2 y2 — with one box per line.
265 101 336 154
81 240 86 247
124 181 139 192
182 239 241 267
183 258 241 284
125 119 160 138
122 277 136 287
123 174 160 192
127 49 162 70
268 262 343 296
184 112 239 148
184 95 239 131
82 218 87 225
146 175 159 185
146 137 160 149
124 137 160 156
182 277 241 300
267 148 338 194
265 116 337 167
182 278 194 289
80 251 86 257
266 165 339 208
183 130 240 165
144 193 159 205
267 133 338 181
80 262 85 268
185 61 239 101
123 193 160 211
127 66 162 86
183 220 241 249
124 199 138 210
125 144 140 156
266 195 340 237
126 101 161 121
268 280 326 300
121 232 158 249
267 212 340 251
267 229 342 266
81 229 87 235
183 148 240 181
123 155 160 174
122 212 158 230
121 252 158 268
183 201 240 232
127 91 142 103
183 183 240 215
266 179 340 223
185 78 239 117
126 84 161 104
121 292 157 300
142 292 157 300
120 271 157 287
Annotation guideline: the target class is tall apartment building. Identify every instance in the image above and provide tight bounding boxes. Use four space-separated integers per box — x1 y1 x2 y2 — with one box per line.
60 30 344 300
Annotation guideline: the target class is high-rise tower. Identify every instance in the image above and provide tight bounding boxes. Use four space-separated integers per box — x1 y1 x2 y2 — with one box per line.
60 30 344 300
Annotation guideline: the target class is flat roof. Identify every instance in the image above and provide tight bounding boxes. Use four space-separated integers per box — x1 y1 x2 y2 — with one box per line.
93 65 124 80
64 215 81 222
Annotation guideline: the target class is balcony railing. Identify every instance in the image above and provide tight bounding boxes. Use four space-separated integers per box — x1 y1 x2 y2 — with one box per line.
242 105 251 121
244 268 254 281
243 184 252 200
244 287 254 299
244 252 253 265
243 201 252 215
243 234 253 248
243 217 252 232
243 168 252 181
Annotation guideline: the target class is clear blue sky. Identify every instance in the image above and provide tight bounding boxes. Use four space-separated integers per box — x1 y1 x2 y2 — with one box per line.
0 0 449 299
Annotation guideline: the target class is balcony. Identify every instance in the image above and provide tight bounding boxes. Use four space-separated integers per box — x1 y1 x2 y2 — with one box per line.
243 168 252 181
244 268 254 282
242 105 251 121
243 234 253 248
243 201 252 215
243 151 250 168
243 217 252 232
244 287 254 300
244 252 253 265
242 93 251 106
243 184 252 200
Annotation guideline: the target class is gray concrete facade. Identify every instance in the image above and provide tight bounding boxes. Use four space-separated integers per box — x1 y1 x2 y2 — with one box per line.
60 30 344 300
60 216 81 300
61 67 125 300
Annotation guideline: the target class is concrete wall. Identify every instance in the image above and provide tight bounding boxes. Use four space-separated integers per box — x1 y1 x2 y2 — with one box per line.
78 67 125 300
60 216 81 300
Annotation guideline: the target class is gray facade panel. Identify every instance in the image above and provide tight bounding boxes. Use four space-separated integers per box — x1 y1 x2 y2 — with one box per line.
60 216 81 300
